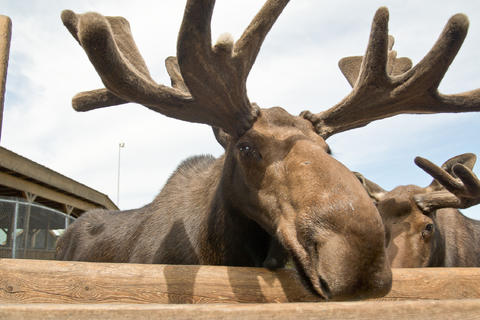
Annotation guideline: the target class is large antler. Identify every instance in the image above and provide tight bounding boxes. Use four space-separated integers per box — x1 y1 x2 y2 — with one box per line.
414 153 480 212
302 7 480 139
61 0 289 138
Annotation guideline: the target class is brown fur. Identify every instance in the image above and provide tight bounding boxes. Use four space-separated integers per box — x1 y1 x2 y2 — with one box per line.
57 108 391 300
357 158 480 267
380 186 480 267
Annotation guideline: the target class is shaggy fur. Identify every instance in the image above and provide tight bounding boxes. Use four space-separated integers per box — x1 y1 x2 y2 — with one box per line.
57 155 271 266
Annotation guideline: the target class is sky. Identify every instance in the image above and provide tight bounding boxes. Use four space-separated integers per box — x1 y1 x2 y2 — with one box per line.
1 0 480 219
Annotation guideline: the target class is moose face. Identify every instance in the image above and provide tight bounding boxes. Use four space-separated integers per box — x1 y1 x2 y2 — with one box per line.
222 107 391 300
376 185 441 268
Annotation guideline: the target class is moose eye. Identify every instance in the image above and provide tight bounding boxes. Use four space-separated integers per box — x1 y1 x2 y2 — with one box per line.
238 143 251 153
237 142 262 161
421 223 434 239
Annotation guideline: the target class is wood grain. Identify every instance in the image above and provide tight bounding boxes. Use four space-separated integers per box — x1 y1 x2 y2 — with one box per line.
387 267 480 300
1 259 480 304
1 300 480 320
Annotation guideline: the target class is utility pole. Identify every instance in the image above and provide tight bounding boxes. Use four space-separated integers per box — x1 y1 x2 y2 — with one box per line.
117 142 125 207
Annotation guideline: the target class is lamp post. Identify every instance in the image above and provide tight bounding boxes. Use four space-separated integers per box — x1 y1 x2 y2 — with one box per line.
117 142 125 207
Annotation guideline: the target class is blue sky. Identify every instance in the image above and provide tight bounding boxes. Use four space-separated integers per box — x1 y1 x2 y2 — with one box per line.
1 0 480 219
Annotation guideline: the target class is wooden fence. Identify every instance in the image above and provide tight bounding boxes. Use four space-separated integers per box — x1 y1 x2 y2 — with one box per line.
1 259 480 319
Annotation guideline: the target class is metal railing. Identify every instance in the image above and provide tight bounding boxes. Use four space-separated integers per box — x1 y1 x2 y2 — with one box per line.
0 197 75 259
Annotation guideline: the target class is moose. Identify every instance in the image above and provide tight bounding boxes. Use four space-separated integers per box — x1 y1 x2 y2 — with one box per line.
356 153 480 267
56 0 480 300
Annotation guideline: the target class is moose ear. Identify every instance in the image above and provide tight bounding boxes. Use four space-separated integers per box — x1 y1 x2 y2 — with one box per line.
427 153 477 191
354 172 386 203
212 127 232 149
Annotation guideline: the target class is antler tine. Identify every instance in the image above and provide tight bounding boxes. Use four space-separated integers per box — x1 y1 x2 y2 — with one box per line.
303 7 480 139
338 35 413 88
165 56 189 93
415 156 464 192
414 154 480 212
233 0 290 77
176 0 289 137
301 7 394 138
454 163 480 196
72 89 128 112
408 14 468 91
61 10 196 118
71 57 187 112
357 7 390 87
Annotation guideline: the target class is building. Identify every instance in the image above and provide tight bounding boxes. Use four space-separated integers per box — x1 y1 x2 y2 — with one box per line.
0 147 118 259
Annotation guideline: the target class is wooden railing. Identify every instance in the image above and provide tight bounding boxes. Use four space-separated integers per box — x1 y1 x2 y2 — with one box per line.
1 259 479 319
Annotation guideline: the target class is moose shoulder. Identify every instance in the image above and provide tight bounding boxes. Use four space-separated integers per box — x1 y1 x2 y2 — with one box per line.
356 153 480 267
57 1 480 300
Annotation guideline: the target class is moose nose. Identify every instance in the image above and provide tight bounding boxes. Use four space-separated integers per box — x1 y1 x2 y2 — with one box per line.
313 230 393 301
358 264 392 300
328 260 392 301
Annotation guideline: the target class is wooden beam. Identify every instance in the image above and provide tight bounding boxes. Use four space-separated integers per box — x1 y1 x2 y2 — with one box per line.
1 300 480 320
23 192 37 203
1 259 479 304
0 147 118 211
0 171 99 212
65 205 75 215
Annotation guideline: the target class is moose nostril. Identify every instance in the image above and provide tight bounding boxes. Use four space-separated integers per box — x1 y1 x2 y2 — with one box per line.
371 265 393 299
318 275 332 300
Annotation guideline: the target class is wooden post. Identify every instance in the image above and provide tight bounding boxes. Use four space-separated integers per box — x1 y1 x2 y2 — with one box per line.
21 193 37 258
10 202 18 258
1 259 480 304
0 15 11 142
64 205 74 228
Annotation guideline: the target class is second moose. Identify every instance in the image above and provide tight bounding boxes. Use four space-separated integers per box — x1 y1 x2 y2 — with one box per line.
357 153 480 267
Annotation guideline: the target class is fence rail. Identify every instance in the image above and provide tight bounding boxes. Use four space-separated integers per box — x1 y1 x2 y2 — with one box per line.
1 259 480 319
1 259 479 304
2 299 480 320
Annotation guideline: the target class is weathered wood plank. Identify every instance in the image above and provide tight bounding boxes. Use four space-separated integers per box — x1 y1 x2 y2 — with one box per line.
387 267 480 300
2 300 480 320
0 259 317 304
1 259 480 304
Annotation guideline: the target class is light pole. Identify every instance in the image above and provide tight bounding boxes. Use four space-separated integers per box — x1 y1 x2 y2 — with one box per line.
117 142 125 207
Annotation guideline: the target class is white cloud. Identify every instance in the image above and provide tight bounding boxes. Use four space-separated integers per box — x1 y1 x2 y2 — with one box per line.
1 1 479 220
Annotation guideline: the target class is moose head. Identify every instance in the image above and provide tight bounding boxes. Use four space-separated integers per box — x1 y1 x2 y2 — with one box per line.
58 0 480 300
357 153 480 267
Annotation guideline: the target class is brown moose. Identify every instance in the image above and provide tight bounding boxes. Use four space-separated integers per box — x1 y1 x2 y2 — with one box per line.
56 0 480 300
357 153 480 267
